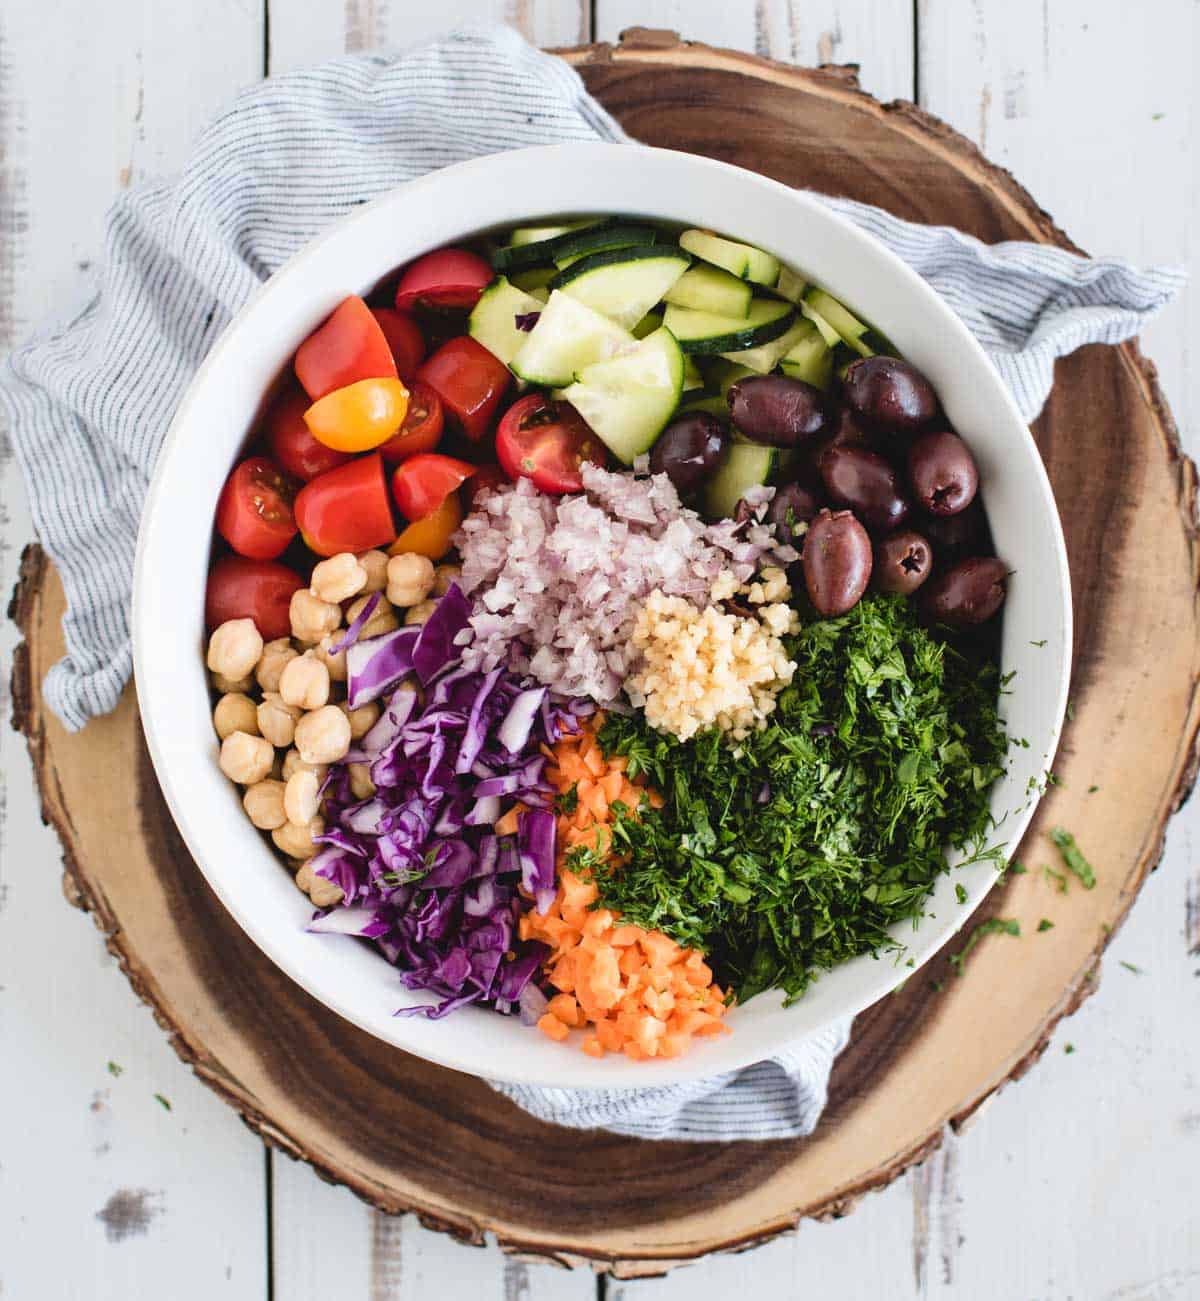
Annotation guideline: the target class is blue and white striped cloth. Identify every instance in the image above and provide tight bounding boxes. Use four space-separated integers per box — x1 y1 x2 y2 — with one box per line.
0 26 1182 1142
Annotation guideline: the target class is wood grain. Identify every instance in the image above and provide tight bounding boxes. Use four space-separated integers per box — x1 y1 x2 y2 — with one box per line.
9 31 1200 1279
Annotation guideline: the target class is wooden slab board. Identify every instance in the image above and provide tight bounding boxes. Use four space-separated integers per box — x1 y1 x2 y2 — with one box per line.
10 30 1200 1279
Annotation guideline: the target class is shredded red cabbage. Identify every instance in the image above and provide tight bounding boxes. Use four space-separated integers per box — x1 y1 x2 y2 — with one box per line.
514 311 540 332
311 584 590 1019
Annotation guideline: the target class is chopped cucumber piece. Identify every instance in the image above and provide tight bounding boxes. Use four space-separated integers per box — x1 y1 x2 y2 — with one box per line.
510 290 634 388
704 359 756 397
799 299 842 348
677 393 728 418
804 288 874 358
682 356 705 391
508 218 601 247
494 219 615 271
779 318 834 389
528 286 550 304
509 265 558 292
468 277 549 367
553 246 691 331
632 309 662 340
679 229 780 286
773 264 808 304
704 442 778 520
561 327 684 465
720 315 815 375
663 264 753 318
551 224 660 270
662 299 795 355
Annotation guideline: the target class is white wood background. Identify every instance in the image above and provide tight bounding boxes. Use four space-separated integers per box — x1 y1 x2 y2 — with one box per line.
2 2 1198 1297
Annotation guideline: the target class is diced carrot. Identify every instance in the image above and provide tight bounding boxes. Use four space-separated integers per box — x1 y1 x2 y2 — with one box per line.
582 1035 605 1058
595 1018 623 1052
583 908 615 938
610 925 642 947
640 932 682 967
548 993 583 1028
583 746 605 777
537 1012 570 1042
600 771 625 803
495 805 522 836
618 946 644 978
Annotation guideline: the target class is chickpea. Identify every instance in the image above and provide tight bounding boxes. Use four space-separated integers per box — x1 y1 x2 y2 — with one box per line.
295 858 345 908
279 651 331 710
314 634 348 683
219 731 275 785
386 552 436 608
207 618 264 682
348 762 376 801
346 592 398 639
309 552 367 605
290 589 341 645
284 769 321 826
213 692 258 740
256 638 298 693
243 779 287 830
282 748 328 783
294 705 352 765
338 697 380 741
405 598 438 626
433 563 463 597
272 816 323 860
357 549 389 593
258 692 301 748
211 671 254 695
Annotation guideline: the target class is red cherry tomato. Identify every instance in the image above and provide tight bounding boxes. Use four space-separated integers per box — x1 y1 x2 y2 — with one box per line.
215 456 299 560
378 380 445 463
371 308 426 382
390 453 476 522
265 382 353 482
496 394 606 494
394 248 493 312
205 555 304 641
294 295 397 401
462 463 510 510
417 336 510 441
293 453 396 557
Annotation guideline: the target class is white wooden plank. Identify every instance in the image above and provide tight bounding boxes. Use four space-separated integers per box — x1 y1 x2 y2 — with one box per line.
0 1 270 1299
594 0 913 103
268 0 590 78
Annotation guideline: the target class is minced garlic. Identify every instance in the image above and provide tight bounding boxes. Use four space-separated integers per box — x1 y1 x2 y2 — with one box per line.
627 577 799 742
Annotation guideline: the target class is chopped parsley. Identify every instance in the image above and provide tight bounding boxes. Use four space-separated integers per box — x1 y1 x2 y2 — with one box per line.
1064 1042 1076 1054
955 883 968 904
153 1093 172 1112
1044 865 1069 893
555 784 579 816
1088 785 1100 794
1051 827 1096 889
587 595 1010 1003
1119 960 1144 975
1037 918 1055 932
106 1061 124 1078
949 917 1021 974
1030 638 1047 648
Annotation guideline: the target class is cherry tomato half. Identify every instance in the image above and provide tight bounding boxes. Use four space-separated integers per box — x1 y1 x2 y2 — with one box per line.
388 492 463 562
391 453 476 522
294 453 396 557
462 463 510 510
417 336 510 442
265 381 353 481
371 308 426 382
304 377 410 453
294 295 398 401
215 456 299 560
378 381 444 464
394 248 493 312
496 394 606 494
206 555 305 641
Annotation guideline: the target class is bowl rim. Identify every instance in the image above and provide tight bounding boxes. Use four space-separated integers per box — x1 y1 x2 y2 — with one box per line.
133 141 1072 1089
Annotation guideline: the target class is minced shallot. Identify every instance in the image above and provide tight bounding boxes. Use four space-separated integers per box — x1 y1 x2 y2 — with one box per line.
453 465 798 706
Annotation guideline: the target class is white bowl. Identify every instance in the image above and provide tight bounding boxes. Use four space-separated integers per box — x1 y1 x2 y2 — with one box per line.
133 143 1071 1089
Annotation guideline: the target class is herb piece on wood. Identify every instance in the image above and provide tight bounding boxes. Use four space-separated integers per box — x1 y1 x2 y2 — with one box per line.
1050 827 1096 889
949 917 1021 975
1037 918 1054 932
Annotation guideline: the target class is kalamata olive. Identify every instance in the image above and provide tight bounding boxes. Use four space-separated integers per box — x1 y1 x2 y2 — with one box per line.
920 556 1008 626
819 444 910 535
727 375 830 448
908 429 979 516
842 356 938 433
803 509 873 616
873 529 932 596
919 500 988 565
767 482 824 542
649 412 729 494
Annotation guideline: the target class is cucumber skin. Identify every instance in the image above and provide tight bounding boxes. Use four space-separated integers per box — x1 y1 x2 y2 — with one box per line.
664 303 797 356
548 244 690 291
703 442 778 520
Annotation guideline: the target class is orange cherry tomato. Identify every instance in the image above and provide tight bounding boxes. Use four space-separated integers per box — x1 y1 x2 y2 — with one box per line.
417 336 510 441
265 380 353 481
390 453 476 522
294 296 397 401
303 377 409 453
294 454 396 557
205 555 305 640
371 308 426 382
215 456 299 560
378 381 444 464
388 492 463 562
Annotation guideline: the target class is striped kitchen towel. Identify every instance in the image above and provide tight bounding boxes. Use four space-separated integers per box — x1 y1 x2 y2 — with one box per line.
0 26 1183 1142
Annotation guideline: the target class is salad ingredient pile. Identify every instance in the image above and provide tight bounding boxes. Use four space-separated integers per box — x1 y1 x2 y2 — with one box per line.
204 216 1013 1060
